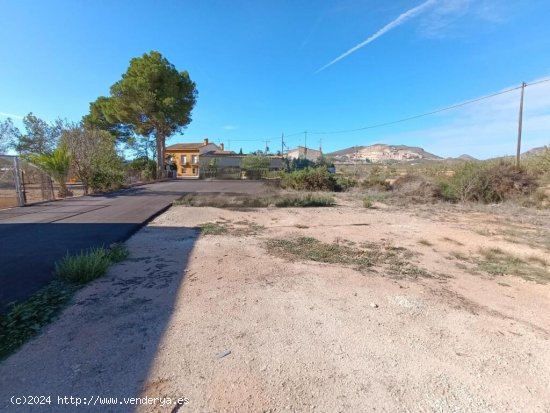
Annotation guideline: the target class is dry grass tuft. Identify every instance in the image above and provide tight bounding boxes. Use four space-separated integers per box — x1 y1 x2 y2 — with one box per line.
476 248 549 283
265 237 432 279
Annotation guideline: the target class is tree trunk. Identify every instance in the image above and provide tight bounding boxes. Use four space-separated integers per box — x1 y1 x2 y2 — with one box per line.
156 133 165 179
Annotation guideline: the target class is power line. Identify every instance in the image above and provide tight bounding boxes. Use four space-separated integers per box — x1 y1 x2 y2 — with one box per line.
307 78 550 136
284 131 307 138
227 138 277 142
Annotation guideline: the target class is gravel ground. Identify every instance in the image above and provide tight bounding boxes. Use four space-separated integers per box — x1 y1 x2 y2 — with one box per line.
1 201 549 413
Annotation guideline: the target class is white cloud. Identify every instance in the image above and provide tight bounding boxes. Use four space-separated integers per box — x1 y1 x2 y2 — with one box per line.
382 77 550 158
419 0 507 38
222 125 237 131
0 112 24 119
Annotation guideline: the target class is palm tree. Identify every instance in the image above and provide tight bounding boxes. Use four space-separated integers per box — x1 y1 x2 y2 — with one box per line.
29 145 72 197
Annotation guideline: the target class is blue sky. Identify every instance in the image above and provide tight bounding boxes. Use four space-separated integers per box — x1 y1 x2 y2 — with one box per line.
1 0 549 158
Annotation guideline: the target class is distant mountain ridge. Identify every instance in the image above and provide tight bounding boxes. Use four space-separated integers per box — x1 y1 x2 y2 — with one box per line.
327 144 442 163
457 154 477 161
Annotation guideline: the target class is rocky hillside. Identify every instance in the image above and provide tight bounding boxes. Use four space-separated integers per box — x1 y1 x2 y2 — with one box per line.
522 146 549 157
327 144 442 163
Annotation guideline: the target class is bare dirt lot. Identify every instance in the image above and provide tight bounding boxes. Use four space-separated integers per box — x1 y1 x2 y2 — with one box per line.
1 197 549 412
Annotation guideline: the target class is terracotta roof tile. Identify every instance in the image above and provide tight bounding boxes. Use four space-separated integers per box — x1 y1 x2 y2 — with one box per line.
166 143 205 150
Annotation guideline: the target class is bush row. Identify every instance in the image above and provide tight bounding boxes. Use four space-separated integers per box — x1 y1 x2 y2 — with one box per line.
387 160 542 205
279 167 357 192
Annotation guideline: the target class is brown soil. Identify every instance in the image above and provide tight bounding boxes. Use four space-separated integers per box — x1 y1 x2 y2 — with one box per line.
1 198 549 412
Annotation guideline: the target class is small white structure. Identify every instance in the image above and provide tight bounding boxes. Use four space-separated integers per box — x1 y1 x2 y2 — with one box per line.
286 146 322 162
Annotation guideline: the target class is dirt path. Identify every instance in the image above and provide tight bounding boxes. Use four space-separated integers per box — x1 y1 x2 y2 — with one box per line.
1 202 549 412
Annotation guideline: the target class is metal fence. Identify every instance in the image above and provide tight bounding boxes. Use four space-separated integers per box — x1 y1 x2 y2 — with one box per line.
0 155 72 208
0 156 179 209
0 155 24 208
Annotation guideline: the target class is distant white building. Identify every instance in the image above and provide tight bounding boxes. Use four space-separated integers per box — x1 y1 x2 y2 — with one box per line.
286 146 322 162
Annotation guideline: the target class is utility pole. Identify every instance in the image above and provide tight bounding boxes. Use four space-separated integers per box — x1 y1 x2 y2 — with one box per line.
281 133 284 158
304 131 308 159
354 145 358 175
516 81 526 168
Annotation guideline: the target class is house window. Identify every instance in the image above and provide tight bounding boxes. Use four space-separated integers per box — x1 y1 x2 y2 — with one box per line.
192 168 196 175
180 155 187 165
192 155 198 164
181 167 186 173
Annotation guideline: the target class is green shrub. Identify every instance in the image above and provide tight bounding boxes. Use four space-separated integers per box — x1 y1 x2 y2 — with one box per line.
141 168 153 181
108 243 130 263
360 168 392 190
242 155 270 179
88 167 126 192
128 157 157 182
55 248 111 283
280 167 338 191
334 174 357 191
439 181 458 202
128 157 157 178
363 196 374 208
439 160 537 203
523 147 550 177
392 174 441 202
54 245 128 284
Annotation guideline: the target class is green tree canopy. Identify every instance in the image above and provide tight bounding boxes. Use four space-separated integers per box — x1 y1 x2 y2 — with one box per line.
15 113 63 155
1 113 63 156
84 51 198 177
241 155 270 180
0 117 19 153
82 96 133 142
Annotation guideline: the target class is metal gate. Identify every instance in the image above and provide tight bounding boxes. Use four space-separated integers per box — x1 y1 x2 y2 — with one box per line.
19 159 55 204
0 155 57 208
0 155 24 208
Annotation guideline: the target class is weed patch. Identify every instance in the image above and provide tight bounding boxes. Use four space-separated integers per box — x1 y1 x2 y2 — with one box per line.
363 196 375 208
175 193 334 208
449 251 468 261
55 245 129 284
273 193 334 207
0 244 128 359
200 221 264 236
477 248 549 282
265 237 430 279
200 222 229 235
0 281 77 359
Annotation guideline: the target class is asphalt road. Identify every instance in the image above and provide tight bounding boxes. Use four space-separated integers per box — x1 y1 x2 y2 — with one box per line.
0 180 267 312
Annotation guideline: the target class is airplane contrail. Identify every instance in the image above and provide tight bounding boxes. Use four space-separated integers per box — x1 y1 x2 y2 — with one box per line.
316 0 437 73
